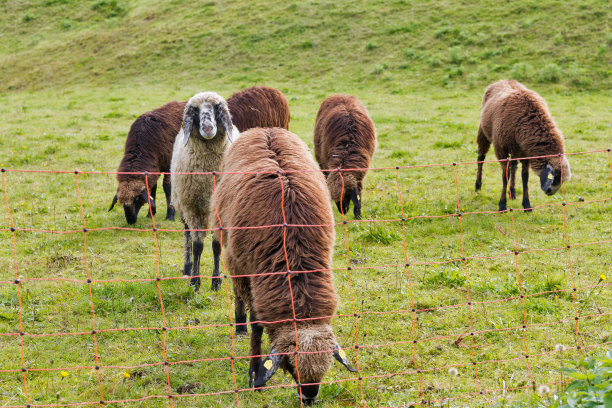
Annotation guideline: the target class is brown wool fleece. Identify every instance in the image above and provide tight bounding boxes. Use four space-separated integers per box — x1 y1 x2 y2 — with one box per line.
115 100 185 205
211 127 339 383
227 86 291 131
478 80 569 175
313 94 376 201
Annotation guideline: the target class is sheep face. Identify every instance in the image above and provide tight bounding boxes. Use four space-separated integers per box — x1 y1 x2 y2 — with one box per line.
328 171 362 219
109 180 155 225
538 156 571 196
181 93 234 146
255 325 356 405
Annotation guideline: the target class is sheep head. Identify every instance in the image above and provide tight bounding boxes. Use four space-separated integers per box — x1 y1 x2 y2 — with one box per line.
109 179 155 224
181 92 235 146
537 156 571 196
327 171 361 218
254 325 356 405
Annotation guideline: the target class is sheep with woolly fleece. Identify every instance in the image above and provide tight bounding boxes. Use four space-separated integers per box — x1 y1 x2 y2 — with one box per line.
170 92 238 292
211 127 356 405
314 94 376 219
109 101 186 224
475 80 571 211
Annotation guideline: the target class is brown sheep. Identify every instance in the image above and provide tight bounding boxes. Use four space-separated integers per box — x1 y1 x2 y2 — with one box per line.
211 128 356 404
475 80 571 211
314 94 376 219
109 100 186 224
227 86 291 131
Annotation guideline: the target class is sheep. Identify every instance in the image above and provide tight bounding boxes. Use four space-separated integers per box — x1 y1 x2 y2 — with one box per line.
475 80 571 211
109 100 186 224
313 94 376 219
227 86 290 131
170 92 238 292
211 127 357 405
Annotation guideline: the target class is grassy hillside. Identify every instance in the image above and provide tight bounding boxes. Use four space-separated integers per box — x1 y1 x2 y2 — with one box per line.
0 0 610 93
0 1 610 407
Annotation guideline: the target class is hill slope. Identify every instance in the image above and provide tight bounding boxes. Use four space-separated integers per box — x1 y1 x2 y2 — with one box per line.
0 0 610 93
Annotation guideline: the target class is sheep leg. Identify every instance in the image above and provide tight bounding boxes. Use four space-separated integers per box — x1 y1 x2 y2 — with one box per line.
146 184 157 218
509 160 518 200
351 188 362 220
163 175 175 221
182 222 193 277
498 164 508 212
190 233 204 292
249 309 264 388
475 125 490 192
235 296 248 336
521 160 532 211
211 237 222 291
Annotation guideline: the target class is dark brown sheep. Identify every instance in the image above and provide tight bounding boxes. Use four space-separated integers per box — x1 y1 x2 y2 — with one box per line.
211 127 356 405
475 80 571 211
314 94 376 219
227 86 290 131
109 100 186 224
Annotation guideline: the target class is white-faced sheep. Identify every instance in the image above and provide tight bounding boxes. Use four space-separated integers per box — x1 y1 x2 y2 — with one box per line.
109 101 186 224
211 127 356 405
314 94 376 219
170 92 238 292
475 80 571 211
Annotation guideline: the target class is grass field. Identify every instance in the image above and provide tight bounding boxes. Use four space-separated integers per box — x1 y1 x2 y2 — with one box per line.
0 0 611 407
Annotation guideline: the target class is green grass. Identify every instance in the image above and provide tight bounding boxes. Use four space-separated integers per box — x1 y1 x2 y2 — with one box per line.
0 0 611 407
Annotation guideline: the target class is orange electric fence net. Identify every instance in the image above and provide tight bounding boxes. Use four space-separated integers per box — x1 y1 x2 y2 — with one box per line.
1 149 610 407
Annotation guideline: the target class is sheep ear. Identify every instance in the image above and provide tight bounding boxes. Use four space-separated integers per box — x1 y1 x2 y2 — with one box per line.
182 110 194 147
333 344 357 372
562 156 571 181
540 163 555 191
253 348 282 388
141 189 155 209
109 194 118 211
215 103 234 142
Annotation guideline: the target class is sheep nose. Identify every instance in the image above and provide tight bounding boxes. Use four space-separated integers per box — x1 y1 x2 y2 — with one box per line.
200 123 215 138
299 384 319 404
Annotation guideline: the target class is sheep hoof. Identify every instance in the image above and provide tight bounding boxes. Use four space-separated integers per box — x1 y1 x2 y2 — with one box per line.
166 211 175 222
498 202 507 212
190 276 201 292
236 325 248 336
210 277 221 292
475 182 481 192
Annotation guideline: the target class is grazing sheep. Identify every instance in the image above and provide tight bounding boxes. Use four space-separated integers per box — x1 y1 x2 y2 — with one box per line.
170 92 238 292
211 127 356 405
109 101 186 224
314 94 376 219
475 80 571 211
227 86 290 131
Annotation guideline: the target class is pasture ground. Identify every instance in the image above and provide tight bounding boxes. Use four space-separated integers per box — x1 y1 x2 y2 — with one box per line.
0 0 610 406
